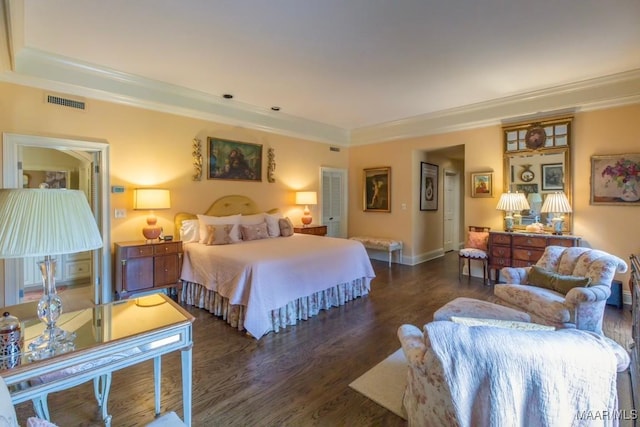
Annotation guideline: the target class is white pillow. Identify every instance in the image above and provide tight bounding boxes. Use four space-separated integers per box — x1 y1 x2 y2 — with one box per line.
180 219 200 243
240 213 266 225
264 211 283 237
197 214 241 243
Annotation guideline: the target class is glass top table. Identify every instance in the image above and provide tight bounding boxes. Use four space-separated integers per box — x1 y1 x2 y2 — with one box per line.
0 294 195 426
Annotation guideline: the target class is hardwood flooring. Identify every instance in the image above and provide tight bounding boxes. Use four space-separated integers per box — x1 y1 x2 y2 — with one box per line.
14 252 633 426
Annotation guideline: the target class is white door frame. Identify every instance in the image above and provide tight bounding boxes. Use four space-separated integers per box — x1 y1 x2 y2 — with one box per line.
2 133 112 305
319 167 348 238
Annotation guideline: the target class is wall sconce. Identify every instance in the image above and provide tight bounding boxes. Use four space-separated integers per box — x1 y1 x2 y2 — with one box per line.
541 192 572 235
134 188 171 241
295 191 317 226
496 192 529 232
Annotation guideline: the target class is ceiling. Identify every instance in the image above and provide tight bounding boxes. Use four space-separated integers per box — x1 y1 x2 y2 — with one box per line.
2 0 640 145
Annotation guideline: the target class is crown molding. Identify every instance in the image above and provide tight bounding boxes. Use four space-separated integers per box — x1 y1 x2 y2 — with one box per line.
5 47 350 146
350 69 640 146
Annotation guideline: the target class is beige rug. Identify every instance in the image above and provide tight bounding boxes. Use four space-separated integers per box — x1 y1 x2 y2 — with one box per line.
349 348 408 419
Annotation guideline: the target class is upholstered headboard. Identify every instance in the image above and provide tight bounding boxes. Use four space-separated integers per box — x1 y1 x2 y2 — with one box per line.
174 195 277 241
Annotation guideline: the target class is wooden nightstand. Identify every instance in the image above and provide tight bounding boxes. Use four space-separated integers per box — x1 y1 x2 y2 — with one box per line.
114 240 183 299
294 225 327 236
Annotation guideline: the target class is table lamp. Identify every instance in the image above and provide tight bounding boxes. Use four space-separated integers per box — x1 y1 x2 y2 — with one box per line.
541 192 572 235
496 192 529 232
0 189 103 356
295 191 317 226
134 188 171 241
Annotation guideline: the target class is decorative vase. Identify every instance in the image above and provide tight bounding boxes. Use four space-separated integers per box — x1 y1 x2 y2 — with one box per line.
620 177 640 202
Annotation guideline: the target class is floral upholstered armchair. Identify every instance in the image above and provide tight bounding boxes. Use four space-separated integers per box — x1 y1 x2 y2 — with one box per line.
493 246 628 333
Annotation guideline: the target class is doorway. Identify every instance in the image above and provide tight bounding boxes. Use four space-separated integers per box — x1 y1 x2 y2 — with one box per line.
2 133 111 306
443 170 461 252
320 167 348 238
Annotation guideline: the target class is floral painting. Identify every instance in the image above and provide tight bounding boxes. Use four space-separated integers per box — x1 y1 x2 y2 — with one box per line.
591 154 640 205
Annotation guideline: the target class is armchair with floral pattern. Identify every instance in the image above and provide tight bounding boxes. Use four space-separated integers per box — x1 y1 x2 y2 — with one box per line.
493 246 628 333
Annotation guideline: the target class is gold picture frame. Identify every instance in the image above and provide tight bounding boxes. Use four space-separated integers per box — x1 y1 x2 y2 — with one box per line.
471 172 493 198
363 167 391 212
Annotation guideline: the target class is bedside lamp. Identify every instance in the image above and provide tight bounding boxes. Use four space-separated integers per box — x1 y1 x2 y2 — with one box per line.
134 188 171 241
0 189 103 356
295 191 317 226
496 192 529 232
541 192 572 235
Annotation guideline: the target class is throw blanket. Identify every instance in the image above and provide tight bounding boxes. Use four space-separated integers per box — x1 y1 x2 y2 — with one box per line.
425 322 620 427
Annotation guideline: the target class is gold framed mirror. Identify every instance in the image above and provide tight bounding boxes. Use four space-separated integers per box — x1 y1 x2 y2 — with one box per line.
502 116 573 233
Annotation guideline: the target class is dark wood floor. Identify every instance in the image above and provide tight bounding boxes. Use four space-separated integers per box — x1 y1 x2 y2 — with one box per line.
14 252 632 426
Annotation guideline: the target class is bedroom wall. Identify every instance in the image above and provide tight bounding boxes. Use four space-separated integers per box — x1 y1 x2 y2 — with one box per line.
348 103 640 286
0 82 349 246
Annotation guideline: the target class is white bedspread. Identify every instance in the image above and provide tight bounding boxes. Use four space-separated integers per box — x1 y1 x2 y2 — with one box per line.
181 234 375 337
426 322 620 427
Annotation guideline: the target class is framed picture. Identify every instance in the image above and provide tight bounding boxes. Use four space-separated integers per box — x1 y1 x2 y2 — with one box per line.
207 137 262 181
470 172 493 198
420 162 438 211
591 154 640 205
541 163 564 190
515 183 538 196
363 167 391 212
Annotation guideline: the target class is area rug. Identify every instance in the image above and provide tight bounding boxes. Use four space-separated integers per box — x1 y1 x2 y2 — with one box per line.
349 348 408 419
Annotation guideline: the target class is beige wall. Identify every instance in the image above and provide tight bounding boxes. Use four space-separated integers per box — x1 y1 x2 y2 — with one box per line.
0 82 349 247
349 104 640 284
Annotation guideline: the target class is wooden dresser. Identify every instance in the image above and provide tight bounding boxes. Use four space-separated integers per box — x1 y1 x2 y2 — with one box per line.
293 225 327 236
114 240 183 299
488 231 581 283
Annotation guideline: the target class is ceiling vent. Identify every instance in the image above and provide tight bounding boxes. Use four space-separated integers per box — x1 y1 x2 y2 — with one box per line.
45 93 87 111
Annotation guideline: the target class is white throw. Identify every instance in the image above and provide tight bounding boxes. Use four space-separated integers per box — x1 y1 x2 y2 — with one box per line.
181 234 375 337
425 321 620 427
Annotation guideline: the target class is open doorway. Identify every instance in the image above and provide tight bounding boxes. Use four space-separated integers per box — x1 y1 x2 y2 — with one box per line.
2 133 111 307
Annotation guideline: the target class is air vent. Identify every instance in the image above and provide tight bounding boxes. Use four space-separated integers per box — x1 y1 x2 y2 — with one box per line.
45 93 86 111
330 146 341 152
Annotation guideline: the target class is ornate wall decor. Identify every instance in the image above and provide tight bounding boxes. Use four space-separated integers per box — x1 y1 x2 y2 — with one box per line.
267 148 276 183
192 138 203 181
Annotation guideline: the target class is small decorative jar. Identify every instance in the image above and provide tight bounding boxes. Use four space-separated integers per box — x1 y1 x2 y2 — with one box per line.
0 311 23 369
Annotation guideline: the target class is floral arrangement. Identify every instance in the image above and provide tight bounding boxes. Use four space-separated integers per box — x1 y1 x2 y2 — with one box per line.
601 158 640 187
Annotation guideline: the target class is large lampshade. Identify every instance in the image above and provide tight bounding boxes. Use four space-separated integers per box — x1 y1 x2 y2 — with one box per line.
134 188 171 240
541 192 572 235
0 189 102 357
496 192 529 232
0 189 103 258
295 191 317 226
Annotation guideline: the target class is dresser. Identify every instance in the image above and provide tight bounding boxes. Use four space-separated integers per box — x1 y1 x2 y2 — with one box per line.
488 231 581 283
114 240 183 299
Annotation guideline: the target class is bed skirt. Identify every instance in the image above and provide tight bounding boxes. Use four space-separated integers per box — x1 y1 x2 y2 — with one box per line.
180 278 370 336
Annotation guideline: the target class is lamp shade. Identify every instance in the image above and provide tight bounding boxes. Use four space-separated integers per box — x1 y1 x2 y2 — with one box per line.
496 192 529 211
295 191 317 205
541 192 572 213
0 189 103 258
134 188 171 210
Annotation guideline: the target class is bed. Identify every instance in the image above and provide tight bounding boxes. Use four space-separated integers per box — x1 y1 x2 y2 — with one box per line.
175 195 376 339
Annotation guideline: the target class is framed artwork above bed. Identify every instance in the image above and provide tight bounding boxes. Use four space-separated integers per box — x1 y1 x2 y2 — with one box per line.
207 137 263 181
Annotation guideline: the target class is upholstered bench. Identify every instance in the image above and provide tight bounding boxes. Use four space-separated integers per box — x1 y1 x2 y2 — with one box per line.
433 297 531 323
349 236 403 267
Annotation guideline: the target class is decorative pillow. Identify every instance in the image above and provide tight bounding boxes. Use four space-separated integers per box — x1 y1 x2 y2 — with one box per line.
180 219 200 243
265 211 283 237
205 224 233 245
450 316 556 331
240 222 270 241
279 217 294 237
197 214 241 243
527 265 591 294
27 418 59 427
466 231 489 251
